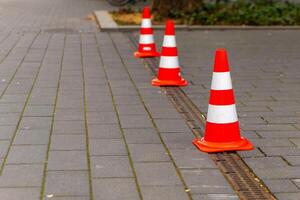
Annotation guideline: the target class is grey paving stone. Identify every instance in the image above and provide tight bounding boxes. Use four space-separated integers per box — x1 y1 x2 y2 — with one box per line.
141 186 189 200
93 178 140 200
88 124 121 139
89 139 127 156
24 105 54 117
170 149 217 169
44 197 89 200
6 145 47 164
275 192 300 200
0 113 20 125
122 128 161 144
244 157 288 169
0 141 10 158
192 194 239 200
255 166 300 179
14 130 50 145
20 117 52 130
0 103 23 113
134 162 182 186
116 104 147 115
55 109 84 121
0 164 44 187
290 138 300 147
119 115 152 129
87 112 118 124
50 135 86 150
264 179 299 193
284 156 300 166
129 143 170 162
181 169 235 194
0 188 40 200
0 126 15 140
48 150 87 171
45 171 89 196
155 119 190 133
91 156 132 178
53 120 85 135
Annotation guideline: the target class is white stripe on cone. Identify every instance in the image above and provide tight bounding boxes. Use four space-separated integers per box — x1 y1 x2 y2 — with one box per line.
207 104 238 124
159 56 179 69
163 35 176 47
139 34 154 44
211 72 232 90
141 19 152 28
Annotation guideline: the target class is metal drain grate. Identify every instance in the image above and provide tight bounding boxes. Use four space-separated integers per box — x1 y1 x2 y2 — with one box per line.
127 32 276 200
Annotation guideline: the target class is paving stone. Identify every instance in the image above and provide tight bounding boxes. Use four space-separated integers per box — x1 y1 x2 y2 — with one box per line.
24 105 54 117
50 135 86 150
53 120 85 135
20 117 52 130
44 197 89 200
0 113 20 125
88 124 121 139
275 192 300 200
122 128 161 144
89 139 127 156
87 112 117 124
0 141 10 158
116 104 146 115
170 149 217 169
284 156 300 166
45 171 89 196
14 130 50 145
6 145 47 164
91 156 132 178
119 115 152 128
93 178 140 200
192 194 239 200
181 169 235 194
255 166 300 179
264 179 299 193
290 138 300 147
134 162 182 186
0 164 44 187
155 119 190 133
0 126 15 140
48 150 87 171
129 143 170 162
0 188 40 200
244 157 288 169
141 186 189 200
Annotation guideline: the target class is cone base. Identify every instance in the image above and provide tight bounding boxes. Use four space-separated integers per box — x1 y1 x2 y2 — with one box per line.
193 137 253 153
152 78 188 87
134 51 160 58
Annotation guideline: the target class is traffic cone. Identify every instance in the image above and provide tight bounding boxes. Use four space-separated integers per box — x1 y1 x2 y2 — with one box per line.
152 20 188 87
134 7 160 58
193 49 253 153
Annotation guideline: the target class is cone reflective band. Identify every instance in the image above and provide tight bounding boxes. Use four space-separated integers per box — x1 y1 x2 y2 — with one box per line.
152 20 188 87
134 7 160 58
193 49 253 153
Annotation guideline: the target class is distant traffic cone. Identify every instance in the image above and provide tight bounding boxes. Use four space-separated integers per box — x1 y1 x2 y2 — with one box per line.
193 49 253 153
152 20 188 87
134 7 160 58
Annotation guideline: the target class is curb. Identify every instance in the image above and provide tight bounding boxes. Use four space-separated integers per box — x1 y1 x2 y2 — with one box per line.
94 10 300 31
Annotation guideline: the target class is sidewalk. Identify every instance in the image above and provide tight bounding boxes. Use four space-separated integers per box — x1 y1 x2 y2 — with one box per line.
0 0 300 200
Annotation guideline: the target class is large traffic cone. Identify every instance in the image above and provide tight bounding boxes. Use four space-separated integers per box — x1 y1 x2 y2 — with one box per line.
193 49 253 153
152 20 188 87
134 7 160 58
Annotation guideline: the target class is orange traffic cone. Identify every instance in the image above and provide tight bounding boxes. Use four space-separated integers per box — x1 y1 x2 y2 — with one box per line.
193 49 253 153
134 7 160 58
152 20 188 87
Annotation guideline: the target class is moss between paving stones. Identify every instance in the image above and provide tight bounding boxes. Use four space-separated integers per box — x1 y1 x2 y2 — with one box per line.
111 0 300 25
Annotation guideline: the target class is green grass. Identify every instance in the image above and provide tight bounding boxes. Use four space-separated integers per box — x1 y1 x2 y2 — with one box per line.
154 0 300 25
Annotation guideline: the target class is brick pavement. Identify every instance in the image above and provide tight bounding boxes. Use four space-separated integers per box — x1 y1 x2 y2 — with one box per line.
0 0 300 200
